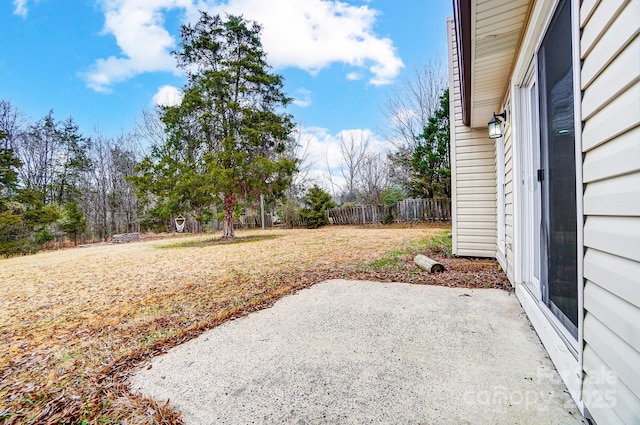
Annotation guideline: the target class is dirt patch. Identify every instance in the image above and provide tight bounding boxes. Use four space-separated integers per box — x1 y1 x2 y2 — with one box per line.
0 224 509 424
158 234 283 248
405 254 510 289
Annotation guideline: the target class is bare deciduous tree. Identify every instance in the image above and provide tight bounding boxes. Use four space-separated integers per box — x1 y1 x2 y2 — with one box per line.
79 130 141 241
357 152 389 204
285 126 314 201
108 133 140 233
0 100 27 150
338 130 369 203
381 60 447 190
381 59 447 152
136 108 167 147
16 111 60 199
87 131 111 241
15 111 91 205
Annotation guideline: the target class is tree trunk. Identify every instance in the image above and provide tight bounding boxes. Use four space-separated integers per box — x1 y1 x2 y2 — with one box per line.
222 193 236 239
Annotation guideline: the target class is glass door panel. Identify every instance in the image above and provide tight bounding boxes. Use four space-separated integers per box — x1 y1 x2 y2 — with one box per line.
537 0 578 338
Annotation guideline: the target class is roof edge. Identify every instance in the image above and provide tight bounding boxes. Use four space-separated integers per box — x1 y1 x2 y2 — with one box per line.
452 0 471 127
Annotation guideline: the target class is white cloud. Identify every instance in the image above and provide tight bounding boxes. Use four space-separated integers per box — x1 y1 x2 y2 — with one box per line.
13 0 28 17
84 0 194 92
152 85 183 106
391 107 418 126
346 72 363 81
85 0 403 92
204 0 404 85
292 88 312 108
296 126 389 195
301 126 343 171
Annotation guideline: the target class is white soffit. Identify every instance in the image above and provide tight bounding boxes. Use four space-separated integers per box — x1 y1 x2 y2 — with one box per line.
470 0 531 128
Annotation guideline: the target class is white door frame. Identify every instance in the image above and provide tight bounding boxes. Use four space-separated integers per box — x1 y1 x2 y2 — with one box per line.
518 63 542 301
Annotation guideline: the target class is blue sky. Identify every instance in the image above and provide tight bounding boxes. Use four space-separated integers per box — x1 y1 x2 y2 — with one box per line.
1 0 451 189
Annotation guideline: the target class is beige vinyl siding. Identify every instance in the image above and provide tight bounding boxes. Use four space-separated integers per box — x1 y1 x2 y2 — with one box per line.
580 0 640 423
503 132 515 282
495 95 515 283
448 17 497 258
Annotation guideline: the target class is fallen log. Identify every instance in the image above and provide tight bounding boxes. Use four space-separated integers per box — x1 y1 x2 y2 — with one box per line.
414 254 445 273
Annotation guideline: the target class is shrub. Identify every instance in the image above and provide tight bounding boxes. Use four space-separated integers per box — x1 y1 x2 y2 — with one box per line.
298 185 336 229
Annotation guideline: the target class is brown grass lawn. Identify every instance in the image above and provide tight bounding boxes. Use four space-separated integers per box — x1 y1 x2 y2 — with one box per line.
0 224 507 424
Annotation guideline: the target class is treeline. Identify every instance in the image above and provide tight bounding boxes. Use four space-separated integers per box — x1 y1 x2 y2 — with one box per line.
0 101 141 254
0 58 452 254
288 85 451 228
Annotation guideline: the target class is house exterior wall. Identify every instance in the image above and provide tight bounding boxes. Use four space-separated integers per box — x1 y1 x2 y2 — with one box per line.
447 17 497 258
449 0 639 422
495 93 515 283
579 0 640 423
503 109 515 283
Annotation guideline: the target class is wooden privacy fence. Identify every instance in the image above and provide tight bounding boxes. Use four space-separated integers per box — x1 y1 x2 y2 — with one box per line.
328 204 386 225
396 198 451 222
328 198 451 225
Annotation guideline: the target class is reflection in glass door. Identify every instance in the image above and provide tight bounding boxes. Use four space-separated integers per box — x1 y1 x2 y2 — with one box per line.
537 0 578 339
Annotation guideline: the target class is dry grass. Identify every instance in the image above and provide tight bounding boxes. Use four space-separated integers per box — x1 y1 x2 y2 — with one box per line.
0 224 507 424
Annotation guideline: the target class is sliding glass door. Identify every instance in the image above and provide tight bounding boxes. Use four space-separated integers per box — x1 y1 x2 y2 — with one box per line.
538 0 578 338
521 0 578 340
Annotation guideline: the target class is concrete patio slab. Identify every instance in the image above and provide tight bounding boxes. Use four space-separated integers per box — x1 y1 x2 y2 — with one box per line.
132 280 583 424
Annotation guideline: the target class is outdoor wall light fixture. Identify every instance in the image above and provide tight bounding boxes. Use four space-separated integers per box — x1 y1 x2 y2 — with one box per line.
488 110 507 139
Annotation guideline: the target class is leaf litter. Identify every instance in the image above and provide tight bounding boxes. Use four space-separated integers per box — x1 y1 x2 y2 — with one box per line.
0 224 508 424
